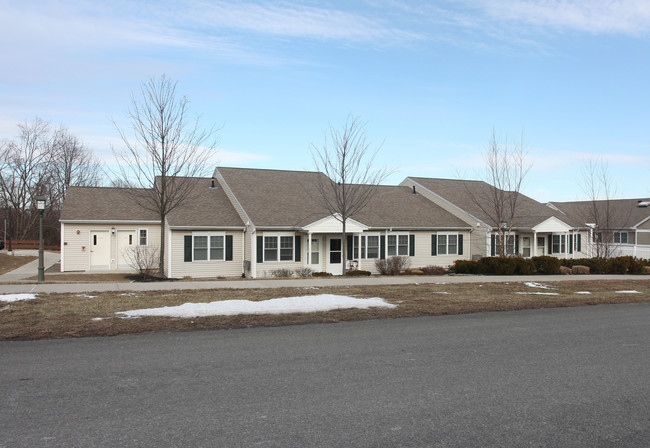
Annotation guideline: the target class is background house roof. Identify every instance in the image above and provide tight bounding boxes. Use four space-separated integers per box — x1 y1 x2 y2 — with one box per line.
407 177 576 229
217 167 469 229
61 178 244 227
550 199 650 229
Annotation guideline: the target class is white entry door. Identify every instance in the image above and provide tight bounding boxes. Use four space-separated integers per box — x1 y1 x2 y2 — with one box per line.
90 230 111 270
326 237 342 275
117 230 136 269
308 236 322 272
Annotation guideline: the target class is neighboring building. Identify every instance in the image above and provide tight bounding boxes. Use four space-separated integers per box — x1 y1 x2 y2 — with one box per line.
400 177 589 260
548 198 650 258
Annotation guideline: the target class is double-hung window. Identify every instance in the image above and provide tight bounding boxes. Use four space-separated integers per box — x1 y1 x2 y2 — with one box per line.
387 234 409 256
263 235 294 262
613 232 628 244
551 234 566 254
193 234 224 261
360 234 380 259
437 234 458 255
139 229 148 246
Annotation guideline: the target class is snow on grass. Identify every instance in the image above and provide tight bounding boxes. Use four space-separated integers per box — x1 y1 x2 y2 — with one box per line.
0 293 37 302
575 291 592 295
524 282 554 290
616 290 640 294
75 294 98 299
116 294 396 319
515 292 559 296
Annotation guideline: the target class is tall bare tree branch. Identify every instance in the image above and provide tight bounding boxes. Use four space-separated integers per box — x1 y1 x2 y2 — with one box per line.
311 115 393 275
111 75 219 276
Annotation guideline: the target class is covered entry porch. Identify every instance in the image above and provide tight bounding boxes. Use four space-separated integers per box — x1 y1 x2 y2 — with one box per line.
303 215 368 275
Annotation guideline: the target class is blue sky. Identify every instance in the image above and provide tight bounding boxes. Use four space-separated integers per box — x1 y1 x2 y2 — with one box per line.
1 0 649 201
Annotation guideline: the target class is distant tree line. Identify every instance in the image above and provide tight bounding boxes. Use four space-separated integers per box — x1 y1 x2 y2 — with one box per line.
0 118 102 246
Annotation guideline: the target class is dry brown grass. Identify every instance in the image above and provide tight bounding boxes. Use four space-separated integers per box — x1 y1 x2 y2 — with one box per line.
1 279 649 340
0 254 37 275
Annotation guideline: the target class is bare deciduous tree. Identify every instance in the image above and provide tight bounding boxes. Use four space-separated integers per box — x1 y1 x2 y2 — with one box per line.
464 129 530 256
311 115 392 275
50 126 102 212
0 118 53 240
112 75 219 277
580 158 629 258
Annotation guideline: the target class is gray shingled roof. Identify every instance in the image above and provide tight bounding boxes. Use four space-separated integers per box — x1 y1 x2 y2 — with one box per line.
550 198 650 229
61 178 244 227
61 186 160 221
217 167 469 229
407 177 577 229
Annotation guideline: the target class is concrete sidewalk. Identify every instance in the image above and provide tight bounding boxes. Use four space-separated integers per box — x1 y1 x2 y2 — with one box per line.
0 272 647 295
0 250 60 282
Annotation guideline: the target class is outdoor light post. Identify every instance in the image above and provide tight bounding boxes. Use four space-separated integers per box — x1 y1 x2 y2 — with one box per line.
37 196 46 282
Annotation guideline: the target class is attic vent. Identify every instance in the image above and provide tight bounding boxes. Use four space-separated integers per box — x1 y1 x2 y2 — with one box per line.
638 201 650 208
210 178 216 189
412 185 416 195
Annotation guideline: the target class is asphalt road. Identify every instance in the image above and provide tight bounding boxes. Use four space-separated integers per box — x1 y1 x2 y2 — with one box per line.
1 304 649 447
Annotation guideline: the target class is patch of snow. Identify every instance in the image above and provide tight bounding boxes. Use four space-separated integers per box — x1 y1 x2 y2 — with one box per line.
91 317 105 321
0 293 37 302
116 294 396 319
515 292 559 296
575 291 592 295
616 290 640 294
433 292 451 295
524 282 554 290
76 294 97 299
1 305 9 311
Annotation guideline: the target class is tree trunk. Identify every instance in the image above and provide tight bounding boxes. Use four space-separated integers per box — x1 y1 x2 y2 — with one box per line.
159 214 166 277
341 218 347 276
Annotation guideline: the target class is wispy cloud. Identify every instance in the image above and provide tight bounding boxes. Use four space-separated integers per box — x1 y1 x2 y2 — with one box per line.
480 0 650 36
184 1 422 44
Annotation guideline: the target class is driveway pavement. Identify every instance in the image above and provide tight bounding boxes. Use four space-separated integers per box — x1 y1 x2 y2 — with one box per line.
2 303 648 447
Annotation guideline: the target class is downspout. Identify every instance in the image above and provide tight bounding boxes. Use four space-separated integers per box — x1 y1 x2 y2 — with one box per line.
167 218 172 278
60 222 65 272
250 225 257 279
242 228 246 277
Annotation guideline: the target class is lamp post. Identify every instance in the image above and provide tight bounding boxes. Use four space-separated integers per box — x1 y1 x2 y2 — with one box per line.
37 196 46 282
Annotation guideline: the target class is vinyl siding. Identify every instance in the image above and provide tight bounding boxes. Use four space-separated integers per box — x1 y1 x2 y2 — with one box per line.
61 223 161 272
170 230 243 278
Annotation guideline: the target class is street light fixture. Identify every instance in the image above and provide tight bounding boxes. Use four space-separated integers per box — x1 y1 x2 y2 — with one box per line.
37 196 46 282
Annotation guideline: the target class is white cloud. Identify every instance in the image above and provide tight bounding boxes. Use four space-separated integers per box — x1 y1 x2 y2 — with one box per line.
480 0 650 35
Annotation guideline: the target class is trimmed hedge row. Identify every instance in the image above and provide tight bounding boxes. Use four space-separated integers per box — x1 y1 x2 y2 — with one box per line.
453 256 650 275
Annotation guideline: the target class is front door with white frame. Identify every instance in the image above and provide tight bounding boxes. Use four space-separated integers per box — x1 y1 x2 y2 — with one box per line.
308 236 322 272
326 237 342 275
117 230 136 270
90 230 111 270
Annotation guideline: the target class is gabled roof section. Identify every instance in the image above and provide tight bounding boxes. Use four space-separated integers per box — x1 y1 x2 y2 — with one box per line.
550 198 650 230
406 177 575 229
216 167 333 227
217 167 470 229
61 186 160 222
